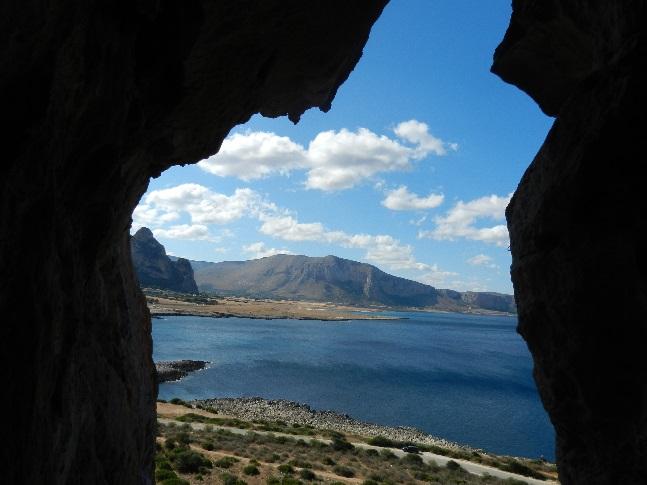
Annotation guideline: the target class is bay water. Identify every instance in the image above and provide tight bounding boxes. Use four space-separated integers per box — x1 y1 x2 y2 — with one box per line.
153 311 555 460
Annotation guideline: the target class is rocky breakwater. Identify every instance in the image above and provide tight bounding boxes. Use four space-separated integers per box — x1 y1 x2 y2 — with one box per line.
195 397 467 451
156 360 208 383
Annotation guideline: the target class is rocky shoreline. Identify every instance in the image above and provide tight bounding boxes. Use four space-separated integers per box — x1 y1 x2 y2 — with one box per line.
155 360 209 383
194 396 472 452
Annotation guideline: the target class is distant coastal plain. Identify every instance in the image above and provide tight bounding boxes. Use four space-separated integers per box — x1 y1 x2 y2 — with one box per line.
146 289 514 321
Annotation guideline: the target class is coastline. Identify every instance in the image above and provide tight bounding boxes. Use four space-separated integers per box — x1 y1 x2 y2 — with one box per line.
148 295 402 321
193 396 470 453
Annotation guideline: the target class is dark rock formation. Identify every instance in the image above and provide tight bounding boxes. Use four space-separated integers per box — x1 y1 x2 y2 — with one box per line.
493 2 647 483
0 1 387 483
156 360 208 383
131 227 198 293
193 253 515 312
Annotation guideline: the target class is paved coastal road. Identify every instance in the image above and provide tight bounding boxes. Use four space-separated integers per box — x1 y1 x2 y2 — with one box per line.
158 418 556 484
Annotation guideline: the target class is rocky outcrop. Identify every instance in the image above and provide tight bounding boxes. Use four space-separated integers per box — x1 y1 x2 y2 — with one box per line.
131 227 198 293
156 360 208 383
0 1 387 483
492 2 647 483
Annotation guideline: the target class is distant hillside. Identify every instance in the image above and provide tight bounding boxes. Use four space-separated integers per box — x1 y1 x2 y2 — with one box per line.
190 253 515 314
130 227 198 293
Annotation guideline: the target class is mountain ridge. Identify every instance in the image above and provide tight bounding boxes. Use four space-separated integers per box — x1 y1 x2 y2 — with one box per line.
187 253 516 314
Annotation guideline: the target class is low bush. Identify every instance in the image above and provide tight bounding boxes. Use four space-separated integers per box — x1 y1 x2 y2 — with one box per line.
330 436 354 451
446 460 462 471
277 463 294 474
243 464 260 476
379 449 396 460
401 453 423 466
299 468 316 480
367 436 396 447
155 469 178 481
214 456 239 469
159 478 190 485
332 465 355 478
267 477 302 485
174 449 212 473
221 473 247 485
500 460 546 479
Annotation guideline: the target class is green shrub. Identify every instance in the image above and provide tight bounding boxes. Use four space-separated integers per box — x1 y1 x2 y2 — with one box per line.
214 456 239 469
330 436 354 451
266 477 302 485
363 480 379 485
155 469 178 481
175 432 191 445
401 453 423 466
288 459 312 469
379 449 396 460
332 465 355 478
243 464 260 476
367 436 396 447
322 457 335 466
501 460 546 479
278 463 294 474
159 478 190 485
446 460 462 471
155 458 173 471
169 398 185 405
165 439 177 450
201 441 215 451
363 448 379 457
299 468 316 480
221 473 247 485
174 449 212 473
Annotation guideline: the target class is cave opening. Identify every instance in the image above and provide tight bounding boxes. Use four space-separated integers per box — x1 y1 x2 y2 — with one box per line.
139 0 556 473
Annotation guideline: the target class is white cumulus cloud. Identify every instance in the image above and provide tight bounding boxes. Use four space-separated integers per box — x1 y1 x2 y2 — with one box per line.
197 120 456 191
382 186 444 211
153 224 214 241
142 184 269 224
243 242 293 259
419 193 512 247
466 253 498 268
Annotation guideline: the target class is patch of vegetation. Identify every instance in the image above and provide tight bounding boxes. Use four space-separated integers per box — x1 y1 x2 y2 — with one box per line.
332 465 355 477
214 456 240 469
242 464 260 476
156 418 553 485
221 472 247 485
298 468 316 480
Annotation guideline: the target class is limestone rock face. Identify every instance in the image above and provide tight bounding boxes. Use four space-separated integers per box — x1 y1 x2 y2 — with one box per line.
0 1 387 483
493 2 647 483
131 227 198 293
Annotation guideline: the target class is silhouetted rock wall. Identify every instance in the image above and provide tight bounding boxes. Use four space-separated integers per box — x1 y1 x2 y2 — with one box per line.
493 1 647 483
0 1 386 483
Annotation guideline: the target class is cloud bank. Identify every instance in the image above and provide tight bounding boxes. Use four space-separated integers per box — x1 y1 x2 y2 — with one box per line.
197 120 456 191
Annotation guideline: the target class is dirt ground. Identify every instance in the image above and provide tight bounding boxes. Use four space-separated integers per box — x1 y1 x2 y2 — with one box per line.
148 295 396 321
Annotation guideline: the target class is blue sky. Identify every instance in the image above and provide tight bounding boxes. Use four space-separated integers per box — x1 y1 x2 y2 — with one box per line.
133 0 552 294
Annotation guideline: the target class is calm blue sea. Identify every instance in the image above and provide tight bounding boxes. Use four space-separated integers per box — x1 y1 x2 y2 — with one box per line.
153 311 555 460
